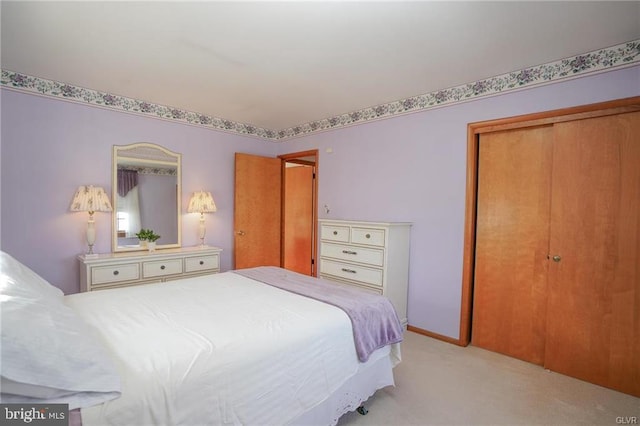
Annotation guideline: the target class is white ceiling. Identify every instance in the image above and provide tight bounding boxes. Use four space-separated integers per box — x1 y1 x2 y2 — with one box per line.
2 1 639 131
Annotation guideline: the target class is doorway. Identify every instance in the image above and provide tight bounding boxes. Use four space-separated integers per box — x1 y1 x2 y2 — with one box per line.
460 96 640 397
234 150 318 276
460 96 640 346
279 150 318 276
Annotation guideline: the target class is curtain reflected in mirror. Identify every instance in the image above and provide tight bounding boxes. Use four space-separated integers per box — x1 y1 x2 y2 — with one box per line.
116 169 141 242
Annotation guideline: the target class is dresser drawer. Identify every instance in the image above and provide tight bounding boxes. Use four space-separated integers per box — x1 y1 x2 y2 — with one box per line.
320 224 350 243
320 242 384 267
351 227 385 247
92 263 139 285
319 259 383 287
142 259 183 278
79 247 223 292
185 254 219 273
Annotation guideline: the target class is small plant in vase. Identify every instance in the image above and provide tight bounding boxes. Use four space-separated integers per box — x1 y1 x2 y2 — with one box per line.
136 229 161 251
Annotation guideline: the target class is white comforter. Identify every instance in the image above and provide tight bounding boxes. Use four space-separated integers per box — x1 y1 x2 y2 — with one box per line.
65 272 363 425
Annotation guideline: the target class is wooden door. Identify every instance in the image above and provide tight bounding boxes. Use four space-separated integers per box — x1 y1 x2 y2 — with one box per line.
472 126 553 365
283 164 314 275
234 153 281 269
544 111 640 396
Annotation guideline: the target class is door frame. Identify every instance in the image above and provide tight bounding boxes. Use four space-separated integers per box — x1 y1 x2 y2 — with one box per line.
458 96 640 346
278 149 319 276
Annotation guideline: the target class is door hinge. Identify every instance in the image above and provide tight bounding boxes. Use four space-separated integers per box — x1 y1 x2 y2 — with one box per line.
311 258 315 265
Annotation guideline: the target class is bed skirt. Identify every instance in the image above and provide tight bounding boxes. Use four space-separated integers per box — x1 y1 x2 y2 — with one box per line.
291 343 399 426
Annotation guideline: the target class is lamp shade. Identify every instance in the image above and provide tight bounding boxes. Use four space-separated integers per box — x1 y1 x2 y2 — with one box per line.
188 191 217 214
69 185 113 213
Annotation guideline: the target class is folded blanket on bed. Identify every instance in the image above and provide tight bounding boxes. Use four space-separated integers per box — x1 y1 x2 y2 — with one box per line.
233 266 403 362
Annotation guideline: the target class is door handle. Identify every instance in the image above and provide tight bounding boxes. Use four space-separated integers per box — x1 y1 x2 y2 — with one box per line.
236 230 246 236
548 254 561 262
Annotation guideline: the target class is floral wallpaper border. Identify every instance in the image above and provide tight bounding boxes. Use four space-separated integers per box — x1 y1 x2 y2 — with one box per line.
2 40 638 141
120 166 177 176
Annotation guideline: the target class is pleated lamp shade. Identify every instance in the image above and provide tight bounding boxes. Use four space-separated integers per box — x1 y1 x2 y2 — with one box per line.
188 191 217 214
69 185 113 213
70 185 112 255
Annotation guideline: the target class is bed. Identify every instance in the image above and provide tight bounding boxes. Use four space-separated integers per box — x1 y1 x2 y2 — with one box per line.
0 251 403 425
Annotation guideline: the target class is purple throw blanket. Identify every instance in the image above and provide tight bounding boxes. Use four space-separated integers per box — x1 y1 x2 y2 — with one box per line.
233 266 403 362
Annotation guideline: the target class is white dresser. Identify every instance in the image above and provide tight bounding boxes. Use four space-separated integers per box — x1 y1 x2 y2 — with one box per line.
79 246 222 292
318 219 411 327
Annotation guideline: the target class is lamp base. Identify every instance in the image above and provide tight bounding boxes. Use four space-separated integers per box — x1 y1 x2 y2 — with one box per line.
198 216 207 248
83 253 99 259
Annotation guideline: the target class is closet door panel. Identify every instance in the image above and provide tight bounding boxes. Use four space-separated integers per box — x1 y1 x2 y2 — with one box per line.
472 126 553 365
546 111 640 397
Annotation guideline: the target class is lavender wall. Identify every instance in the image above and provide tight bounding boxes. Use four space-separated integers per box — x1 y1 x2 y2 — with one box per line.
1 66 638 339
0 90 277 294
276 66 640 339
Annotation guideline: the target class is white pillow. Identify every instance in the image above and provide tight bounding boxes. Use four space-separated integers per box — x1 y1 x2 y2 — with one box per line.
0 251 121 409
0 250 64 302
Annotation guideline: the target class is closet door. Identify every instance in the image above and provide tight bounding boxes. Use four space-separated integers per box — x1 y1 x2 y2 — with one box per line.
545 111 640 396
472 126 553 365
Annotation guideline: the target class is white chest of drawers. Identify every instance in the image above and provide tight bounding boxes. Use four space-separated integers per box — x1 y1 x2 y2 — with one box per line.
318 219 411 327
78 246 222 292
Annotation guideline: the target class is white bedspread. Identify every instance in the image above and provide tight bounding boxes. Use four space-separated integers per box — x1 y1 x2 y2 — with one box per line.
65 271 368 425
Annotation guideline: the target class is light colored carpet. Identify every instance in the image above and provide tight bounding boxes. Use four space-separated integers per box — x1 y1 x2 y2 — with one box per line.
338 331 639 425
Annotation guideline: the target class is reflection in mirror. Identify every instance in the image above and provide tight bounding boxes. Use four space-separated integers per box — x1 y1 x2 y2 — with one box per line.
112 143 181 252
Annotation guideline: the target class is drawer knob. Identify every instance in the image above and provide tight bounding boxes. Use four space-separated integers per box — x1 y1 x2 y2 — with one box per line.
365 233 371 239
199 260 204 265
113 270 119 276
160 265 166 270
341 268 357 274
342 250 357 255
333 231 338 235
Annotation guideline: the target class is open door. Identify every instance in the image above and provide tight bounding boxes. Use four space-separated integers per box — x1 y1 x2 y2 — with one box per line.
234 150 318 274
234 153 282 269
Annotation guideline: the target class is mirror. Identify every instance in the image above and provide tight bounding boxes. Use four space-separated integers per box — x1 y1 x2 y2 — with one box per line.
112 143 182 252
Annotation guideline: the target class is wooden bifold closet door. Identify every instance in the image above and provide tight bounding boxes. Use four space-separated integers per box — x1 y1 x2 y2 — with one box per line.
472 111 640 397
472 125 553 366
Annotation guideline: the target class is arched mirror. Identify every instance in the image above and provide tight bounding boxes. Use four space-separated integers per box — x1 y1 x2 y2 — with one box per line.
112 143 182 252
